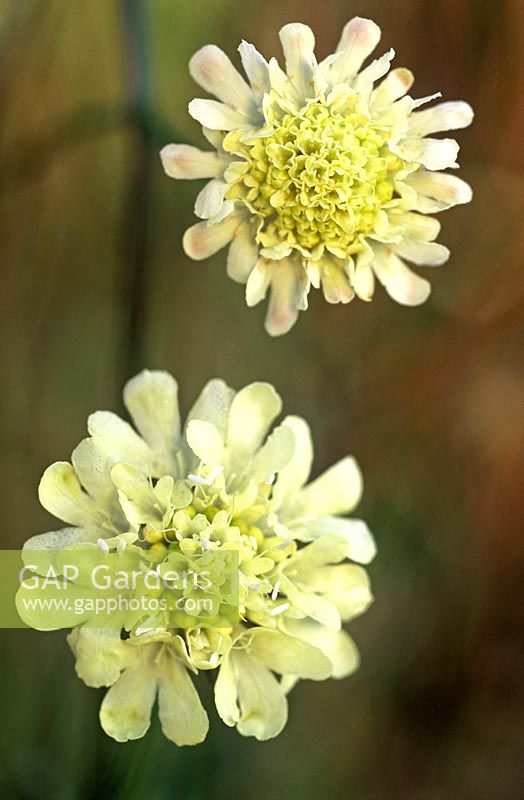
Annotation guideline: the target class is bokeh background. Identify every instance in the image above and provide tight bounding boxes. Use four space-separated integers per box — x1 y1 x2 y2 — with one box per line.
1 1 523 798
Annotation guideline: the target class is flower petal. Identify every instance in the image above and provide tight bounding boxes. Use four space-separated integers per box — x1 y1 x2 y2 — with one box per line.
123 370 180 474
395 211 441 241
38 462 107 528
272 416 313 509
183 214 242 261
194 179 228 219
353 48 395 91
284 619 360 679
248 423 295 483
157 652 209 746
231 650 288 740
297 457 363 517
238 41 270 99
226 222 259 283
408 100 474 136
99 653 158 742
372 249 431 306
246 258 273 306
394 239 450 266
397 137 460 170
249 629 331 679
226 382 282 462
160 144 224 180
405 171 472 209
188 98 252 131
321 261 354 304
279 23 316 99
189 45 255 114
186 379 235 437
68 628 133 688
265 260 308 337
293 517 376 564
372 67 414 106
330 17 381 84
22 526 103 555
186 420 224 466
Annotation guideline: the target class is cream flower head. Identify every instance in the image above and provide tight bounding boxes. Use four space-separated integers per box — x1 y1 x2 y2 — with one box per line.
20 370 375 744
162 17 473 335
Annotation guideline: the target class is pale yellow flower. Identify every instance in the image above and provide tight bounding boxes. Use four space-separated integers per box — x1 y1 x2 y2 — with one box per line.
162 17 473 335
22 370 375 743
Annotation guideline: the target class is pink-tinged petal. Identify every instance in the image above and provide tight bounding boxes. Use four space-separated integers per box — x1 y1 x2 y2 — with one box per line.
372 67 414 107
265 261 308 337
330 17 381 84
409 101 474 136
189 45 255 113
183 214 242 261
279 23 316 98
372 249 431 306
160 144 223 180
406 171 472 208
188 99 252 131
321 262 354 304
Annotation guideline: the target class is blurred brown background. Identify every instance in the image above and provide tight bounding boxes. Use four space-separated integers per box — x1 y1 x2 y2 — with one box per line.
1 1 523 798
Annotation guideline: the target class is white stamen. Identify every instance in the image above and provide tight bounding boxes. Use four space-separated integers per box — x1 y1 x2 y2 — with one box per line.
201 538 211 550
209 651 219 666
249 535 258 550
97 538 109 553
187 473 210 486
265 473 276 485
271 580 281 601
117 538 126 552
270 602 289 617
207 464 224 483
277 539 292 550
135 626 154 637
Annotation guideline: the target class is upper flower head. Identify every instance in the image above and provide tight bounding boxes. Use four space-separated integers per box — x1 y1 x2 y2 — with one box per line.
162 17 473 335
20 370 375 744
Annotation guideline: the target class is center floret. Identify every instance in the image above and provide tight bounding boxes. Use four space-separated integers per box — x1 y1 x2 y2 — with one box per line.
225 98 403 258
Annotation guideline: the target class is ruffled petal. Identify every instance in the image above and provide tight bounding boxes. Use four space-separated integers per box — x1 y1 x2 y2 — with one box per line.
238 41 270 99
293 516 376 564
194 179 228 219
185 379 235 437
283 619 360 679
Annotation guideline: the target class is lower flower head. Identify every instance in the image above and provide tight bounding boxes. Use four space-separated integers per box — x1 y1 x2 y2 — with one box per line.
20 370 375 744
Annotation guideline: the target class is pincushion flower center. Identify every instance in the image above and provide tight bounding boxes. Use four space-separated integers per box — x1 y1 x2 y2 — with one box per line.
225 99 404 257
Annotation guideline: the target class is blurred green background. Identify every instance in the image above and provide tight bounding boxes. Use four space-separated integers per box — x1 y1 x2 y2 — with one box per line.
1 1 523 798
